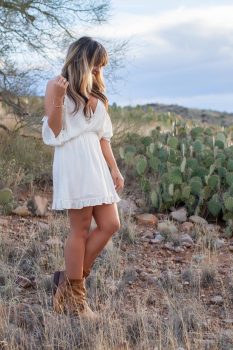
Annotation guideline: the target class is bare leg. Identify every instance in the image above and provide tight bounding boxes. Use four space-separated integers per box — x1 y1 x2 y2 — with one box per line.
65 206 93 279
83 203 121 272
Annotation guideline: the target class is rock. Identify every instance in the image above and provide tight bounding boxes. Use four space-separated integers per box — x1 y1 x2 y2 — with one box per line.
158 221 178 235
181 222 194 232
229 246 233 252
12 204 31 217
174 246 185 253
206 224 220 232
39 256 48 267
150 234 165 244
192 254 205 263
37 221 49 230
15 275 34 289
118 199 139 216
142 230 154 239
0 218 8 226
135 213 158 226
46 237 63 246
189 215 208 225
179 233 194 246
141 237 151 242
27 195 48 216
164 242 175 251
0 275 6 286
170 207 187 222
210 295 223 305
116 268 138 294
223 319 233 325
214 238 225 249
138 272 159 286
135 198 146 208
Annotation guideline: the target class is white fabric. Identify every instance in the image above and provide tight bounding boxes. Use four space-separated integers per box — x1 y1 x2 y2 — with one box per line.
41 95 121 210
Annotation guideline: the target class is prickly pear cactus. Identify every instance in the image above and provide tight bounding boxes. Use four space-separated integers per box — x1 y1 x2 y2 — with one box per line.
0 188 13 205
122 119 233 222
136 156 147 175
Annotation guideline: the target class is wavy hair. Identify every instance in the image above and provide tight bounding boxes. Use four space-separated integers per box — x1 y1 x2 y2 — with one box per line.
61 36 109 120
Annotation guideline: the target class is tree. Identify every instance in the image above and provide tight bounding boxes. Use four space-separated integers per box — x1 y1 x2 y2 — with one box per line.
0 0 128 134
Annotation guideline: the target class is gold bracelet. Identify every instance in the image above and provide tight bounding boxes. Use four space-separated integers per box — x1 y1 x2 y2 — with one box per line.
53 99 64 108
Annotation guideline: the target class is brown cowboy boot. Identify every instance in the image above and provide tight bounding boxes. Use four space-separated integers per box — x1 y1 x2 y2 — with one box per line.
52 271 97 319
53 268 91 298
83 267 91 279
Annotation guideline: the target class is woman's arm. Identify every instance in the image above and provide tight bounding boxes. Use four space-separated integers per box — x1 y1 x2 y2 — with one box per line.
100 138 124 191
44 75 69 137
100 138 118 170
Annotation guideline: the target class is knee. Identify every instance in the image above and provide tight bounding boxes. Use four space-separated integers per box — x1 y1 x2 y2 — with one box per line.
103 219 121 235
70 227 89 240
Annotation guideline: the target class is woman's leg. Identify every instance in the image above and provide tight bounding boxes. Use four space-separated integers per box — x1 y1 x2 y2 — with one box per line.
83 203 121 272
65 206 93 279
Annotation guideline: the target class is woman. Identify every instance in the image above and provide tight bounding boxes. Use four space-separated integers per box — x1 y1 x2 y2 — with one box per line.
41 36 124 319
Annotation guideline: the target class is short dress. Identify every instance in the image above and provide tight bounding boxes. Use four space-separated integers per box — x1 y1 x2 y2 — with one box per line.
41 94 121 210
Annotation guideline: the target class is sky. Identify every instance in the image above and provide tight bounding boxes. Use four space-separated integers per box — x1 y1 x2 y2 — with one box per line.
36 0 233 113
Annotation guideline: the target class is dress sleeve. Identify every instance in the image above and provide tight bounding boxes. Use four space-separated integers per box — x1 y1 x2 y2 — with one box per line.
41 116 65 146
41 96 67 146
101 112 113 142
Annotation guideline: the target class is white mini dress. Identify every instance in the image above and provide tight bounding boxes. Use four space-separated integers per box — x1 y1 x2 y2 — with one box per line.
41 94 121 210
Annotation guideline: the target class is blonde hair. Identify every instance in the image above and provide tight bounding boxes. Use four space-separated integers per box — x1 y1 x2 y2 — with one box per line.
61 36 109 119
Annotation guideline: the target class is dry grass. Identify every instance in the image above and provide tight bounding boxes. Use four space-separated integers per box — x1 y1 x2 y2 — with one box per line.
0 211 232 350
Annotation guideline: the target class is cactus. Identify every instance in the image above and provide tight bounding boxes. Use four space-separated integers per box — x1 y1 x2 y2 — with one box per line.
149 143 156 155
181 185 191 200
173 188 181 202
217 167 227 178
190 177 203 196
190 127 203 139
150 190 159 208
224 196 233 212
158 148 169 162
149 156 160 171
141 136 153 146
215 140 225 149
207 194 222 216
193 140 204 153
202 186 213 200
208 175 220 190
186 158 198 171
226 172 233 186
180 157 186 173
168 167 183 185
140 177 150 192
124 152 135 165
0 188 13 205
119 147 125 159
168 183 174 196
167 136 179 149
121 118 233 223
136 156 147 175
227 159 233 172
125 145 137 154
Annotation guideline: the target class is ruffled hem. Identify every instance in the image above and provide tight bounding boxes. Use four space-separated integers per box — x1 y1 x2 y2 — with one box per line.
51 194 121 210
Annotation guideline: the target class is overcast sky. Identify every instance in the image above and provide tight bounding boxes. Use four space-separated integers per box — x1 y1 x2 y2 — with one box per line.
37 1 233 113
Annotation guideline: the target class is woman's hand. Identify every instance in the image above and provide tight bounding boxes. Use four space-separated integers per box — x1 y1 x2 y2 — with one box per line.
110 166 124 191
52 75 69 102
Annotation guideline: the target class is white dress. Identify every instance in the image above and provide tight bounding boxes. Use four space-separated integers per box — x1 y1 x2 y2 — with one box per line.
41 94 121 210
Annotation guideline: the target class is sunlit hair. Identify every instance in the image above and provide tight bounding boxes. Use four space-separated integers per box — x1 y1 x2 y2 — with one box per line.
61 36 109 119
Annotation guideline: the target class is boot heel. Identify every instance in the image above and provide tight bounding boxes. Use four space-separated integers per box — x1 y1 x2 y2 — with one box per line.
53 271 61 296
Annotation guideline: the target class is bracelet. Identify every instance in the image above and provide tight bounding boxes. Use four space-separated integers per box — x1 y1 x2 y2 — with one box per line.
53 99 64 108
